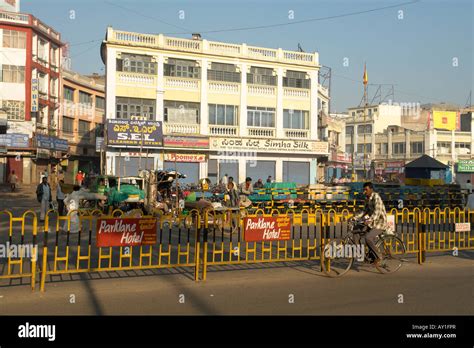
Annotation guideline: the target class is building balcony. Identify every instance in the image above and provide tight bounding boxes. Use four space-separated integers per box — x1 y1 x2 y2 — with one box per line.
116 72 156 86
108 28 318 66
248 127 275 137
164 123 200 135
164 76 199 90
284 129 309 139
209 125 238 136
247 85 276 97
208 81 239 94
283 87 310 99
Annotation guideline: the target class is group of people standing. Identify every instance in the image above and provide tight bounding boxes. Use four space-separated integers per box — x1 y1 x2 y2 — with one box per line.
219 174 272 209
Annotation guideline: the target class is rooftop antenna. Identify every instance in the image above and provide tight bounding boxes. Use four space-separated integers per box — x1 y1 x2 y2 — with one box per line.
297 43 304 52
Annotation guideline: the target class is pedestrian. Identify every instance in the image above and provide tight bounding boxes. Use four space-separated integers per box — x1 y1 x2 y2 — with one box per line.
466 190 474 210
228 176 237 191
224 181 239 208
239 177 253 208
266 176 272 183
254 178 264 189
36 176 52 222
56 180 66 216
75 171 84 186
220 173 228 186
8 170 18 192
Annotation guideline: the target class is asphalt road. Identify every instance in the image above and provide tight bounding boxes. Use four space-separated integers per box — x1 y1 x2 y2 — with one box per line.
0 251 472 315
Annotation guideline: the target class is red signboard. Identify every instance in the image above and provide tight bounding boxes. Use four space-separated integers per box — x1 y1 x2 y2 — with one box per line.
163 135 209 149
244 216 291 242
96 218 157 247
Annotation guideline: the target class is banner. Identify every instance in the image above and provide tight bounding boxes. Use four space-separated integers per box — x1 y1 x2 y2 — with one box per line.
164 153 206 162
36 134 68 151
244 216 291 242
210 137 328 155
96 218 157 247
457 160 474 173
31 77 38 112
107 119 163 148
0 133 29 148
163 135 209 149
433 110 457 131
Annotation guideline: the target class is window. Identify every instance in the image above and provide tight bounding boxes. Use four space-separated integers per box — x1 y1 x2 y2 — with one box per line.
78 120 90 137
62 117 74 133
1 65 25 83
283 70 310 89
79 91 92 105
351 112 355 117
247 107 275 127
63 87 74 101
357 144 372 153
117 53 156 75
50 47 58 66
455 142 471 154
346 144 354 153
357 124 372 134
345 126 354 134
38 72 47 94
393 142 406 154
116 97 156 120
2 100 25 121
437 142 451 154
376 143 388 155
95 96 105 110
247 66 276 86
164 101 200 123
283 109 309 129
209 104 238 126
164 58 200 79
411 141 424 154
208 62 240 82
38 39 48 62
2 30 26 49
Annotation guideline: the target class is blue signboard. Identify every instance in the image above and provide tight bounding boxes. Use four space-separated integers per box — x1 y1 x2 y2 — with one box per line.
36 134 68 151
0 133 30 148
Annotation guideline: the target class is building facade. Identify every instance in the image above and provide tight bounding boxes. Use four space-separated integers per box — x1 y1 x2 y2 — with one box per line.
60 70 104 183
102 28 329 185
0 9 64 184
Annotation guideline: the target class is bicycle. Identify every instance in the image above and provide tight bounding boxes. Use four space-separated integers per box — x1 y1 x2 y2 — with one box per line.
321 216 406 277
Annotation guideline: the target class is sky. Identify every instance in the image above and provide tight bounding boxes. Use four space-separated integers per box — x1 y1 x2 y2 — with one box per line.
21 0 473 112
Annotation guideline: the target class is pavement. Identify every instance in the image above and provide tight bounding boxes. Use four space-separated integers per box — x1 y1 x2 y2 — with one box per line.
0 252 472 315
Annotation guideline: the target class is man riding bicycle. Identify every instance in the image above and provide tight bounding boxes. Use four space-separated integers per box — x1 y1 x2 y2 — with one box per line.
355 182 392 265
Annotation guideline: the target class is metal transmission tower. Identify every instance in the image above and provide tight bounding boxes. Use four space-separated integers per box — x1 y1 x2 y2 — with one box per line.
319 65 332 114
358 84 395 107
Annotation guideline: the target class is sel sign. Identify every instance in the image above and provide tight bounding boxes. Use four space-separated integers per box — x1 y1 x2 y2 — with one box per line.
244 216 291 242
96 218 157 247
107 119 163 148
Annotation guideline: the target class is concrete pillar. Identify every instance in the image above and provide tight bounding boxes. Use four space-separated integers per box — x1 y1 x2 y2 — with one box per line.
405 129 411 160
238 157 246 184
310 158 317 184
200 58 209 135
309 71 318 140
276 67 284 138
388 129 393 157
199 161 208 180
239 63 248 137
156 54 164 122
275 158 283 182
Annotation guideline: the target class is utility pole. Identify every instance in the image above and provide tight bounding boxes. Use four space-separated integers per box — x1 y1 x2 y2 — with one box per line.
363 63 368 180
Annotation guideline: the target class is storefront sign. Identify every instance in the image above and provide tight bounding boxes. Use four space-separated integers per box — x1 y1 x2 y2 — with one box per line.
36 135 68 151
210 137 328 155
163 135 209 149
432 110 457 131
96 136 104 152
31 77 38 112
107 119 163 148
164 153 206 162
0 133 29 148
96 217 157 247
336 153 351 163
244 216 291 242
36 148 50 159
455 223 471 232
457 160 474 173
384 161 405 174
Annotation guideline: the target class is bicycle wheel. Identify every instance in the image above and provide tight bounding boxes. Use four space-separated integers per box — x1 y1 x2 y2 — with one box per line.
321 237 354 278
375 235 406 274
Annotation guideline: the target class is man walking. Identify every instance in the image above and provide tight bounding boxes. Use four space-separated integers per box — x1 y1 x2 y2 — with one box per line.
8 170 18 192
56 180 66 216
36 176 52 222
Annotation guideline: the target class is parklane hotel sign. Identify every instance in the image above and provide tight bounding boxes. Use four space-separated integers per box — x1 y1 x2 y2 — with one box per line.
210 137 329 155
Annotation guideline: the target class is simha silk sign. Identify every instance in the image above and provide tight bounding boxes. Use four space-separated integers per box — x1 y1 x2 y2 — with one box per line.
96 218 157 247
244 216 291 242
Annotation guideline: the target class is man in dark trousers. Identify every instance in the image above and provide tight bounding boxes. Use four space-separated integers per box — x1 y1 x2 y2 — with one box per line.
36 176 52 222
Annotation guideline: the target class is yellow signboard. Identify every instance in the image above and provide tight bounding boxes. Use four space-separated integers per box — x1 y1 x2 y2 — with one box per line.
433 110 457 131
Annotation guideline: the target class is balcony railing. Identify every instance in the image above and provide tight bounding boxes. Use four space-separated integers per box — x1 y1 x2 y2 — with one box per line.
248 127 275 137
283 87 310 98
164 123 200 135
164 77 199 90
0 11 29 24
248 85 276 97
209 125 238 136
208 81 239 94
117 72 156 86
284 129 309 139
108 28 318 66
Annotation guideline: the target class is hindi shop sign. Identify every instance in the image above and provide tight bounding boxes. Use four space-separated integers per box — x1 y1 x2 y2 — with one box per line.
244 216 291 242
107 119 163 148
210 137 329 155
164 153 206 162
96 218 158 247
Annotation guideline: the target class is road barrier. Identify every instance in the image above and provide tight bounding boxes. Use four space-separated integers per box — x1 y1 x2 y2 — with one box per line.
0 207 472 291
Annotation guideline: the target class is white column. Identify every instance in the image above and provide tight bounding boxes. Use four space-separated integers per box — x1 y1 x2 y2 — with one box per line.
275 158 283 182
276 67 284 138
238 157 246 184
239 63 248 137
200 58 209 135
309 71 319 140
471 114 474 156
405 129 411 159
156 54 164 122
199 161 208 180
105 46 117 175
451 130 456 162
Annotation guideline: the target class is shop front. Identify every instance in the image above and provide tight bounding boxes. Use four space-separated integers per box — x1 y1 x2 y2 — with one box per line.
456 160 474 185
383 161 405 183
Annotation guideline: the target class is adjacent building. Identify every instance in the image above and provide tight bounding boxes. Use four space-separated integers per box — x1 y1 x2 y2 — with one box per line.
0 8 64 184
60 70 105 183
102 28 329 184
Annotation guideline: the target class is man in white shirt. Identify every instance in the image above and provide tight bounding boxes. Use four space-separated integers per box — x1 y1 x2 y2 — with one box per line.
36 177 51 222
466 191 474 210
56 180 66 216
